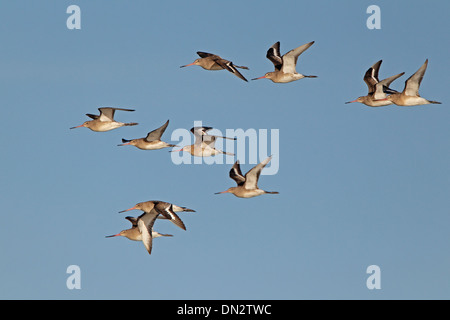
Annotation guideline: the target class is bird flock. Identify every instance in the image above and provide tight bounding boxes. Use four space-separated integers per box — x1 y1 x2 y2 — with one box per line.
70 40 441 255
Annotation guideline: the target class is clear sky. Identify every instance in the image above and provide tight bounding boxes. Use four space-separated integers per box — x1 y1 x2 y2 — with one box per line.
1 0 449 300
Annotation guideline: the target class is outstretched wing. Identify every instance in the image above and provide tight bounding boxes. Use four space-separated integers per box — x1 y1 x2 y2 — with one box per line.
404 59 428 97
215 59 248 82
244 156 272 190
145 120 170 142
266 41 283 71
364 60 382 94
373 72 405 99
191 126 213 144
281 41 314 74
154 202 186 231
125 216 138 227
229 161 246 186
98 107 135 122
137 211 159 255
197 52 219 59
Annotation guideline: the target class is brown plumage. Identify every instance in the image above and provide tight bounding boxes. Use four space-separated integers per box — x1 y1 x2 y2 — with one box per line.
181 51 249 82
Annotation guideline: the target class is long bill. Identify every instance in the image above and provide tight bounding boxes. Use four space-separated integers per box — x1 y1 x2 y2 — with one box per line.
214 190 230 194
345 99 358 104
180 62 196 68
119 206 136 213
70 124 84 129
105 233 120 238
251 75 266 80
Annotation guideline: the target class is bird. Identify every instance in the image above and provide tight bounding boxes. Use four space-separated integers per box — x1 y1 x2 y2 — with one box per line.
171 126 236 157
345 60 405 107
386 59 441 106
252 41 316 83
180 51 249 82
215 156 279 198
118 120 178 150
112 216 173 238
119 200 194 231
70 107 138 132
106 208 175 255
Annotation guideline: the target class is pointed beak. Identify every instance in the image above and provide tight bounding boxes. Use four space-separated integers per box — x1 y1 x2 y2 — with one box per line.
214 190 229 194
345 99 358 104
105 233 121 238
117 142 131 146
251 76 266 80
169 148 183 152
119 206 136 213
70 124 84 129
180 62 195 68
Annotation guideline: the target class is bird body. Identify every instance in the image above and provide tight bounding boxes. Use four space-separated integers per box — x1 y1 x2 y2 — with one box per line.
119 200 194 231
181 52 249 82
172 126 236 157
387 60 441 106
252 41 316 83
346 60 405 107
106 207 175 255
118 120 177 150
215 156 279 198
70 107 138 132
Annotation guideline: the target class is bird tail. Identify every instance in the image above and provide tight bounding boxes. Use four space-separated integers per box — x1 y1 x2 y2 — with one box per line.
154 232 173 237
172 205 196 212
124 122 139 126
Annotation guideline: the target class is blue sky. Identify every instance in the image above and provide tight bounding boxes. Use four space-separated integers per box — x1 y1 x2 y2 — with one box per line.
0 0 449 300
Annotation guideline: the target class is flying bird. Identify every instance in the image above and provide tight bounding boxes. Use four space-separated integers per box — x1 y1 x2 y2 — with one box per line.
118 120 178 150
106 206 175 255
119 200 195 231
70 107 138 132
252 41 316 83
215 156 279 198
345 60 405 107
386 59 441 106
180 51 249 82
171 126 236 157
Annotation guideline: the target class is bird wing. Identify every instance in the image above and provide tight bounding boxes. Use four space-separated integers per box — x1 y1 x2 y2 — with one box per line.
125 216 138 227
229 161 246 186
86 113 99 120
244 156 272 190
191 126 213 144
266 41 283 71
215 59 248 82
403 60 428 97
201 134 217 147
197 52 219 59
145 120 170 142
137 211 159 255
364 60 382 94
154 202 186 231
373 72 405 99
98 107 135 122
281 41 314 74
